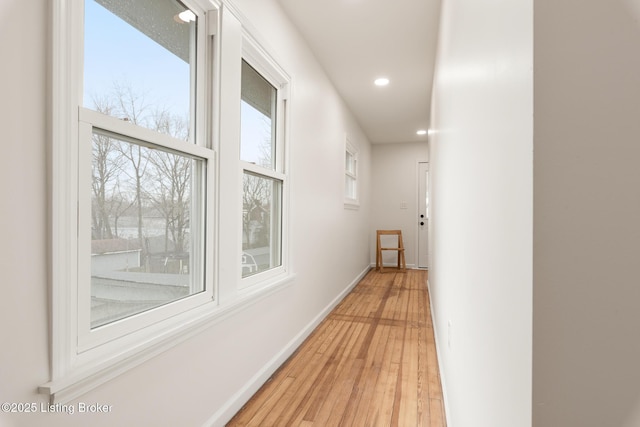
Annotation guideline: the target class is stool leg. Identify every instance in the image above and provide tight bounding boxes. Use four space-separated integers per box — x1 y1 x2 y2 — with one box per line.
376 235 380 271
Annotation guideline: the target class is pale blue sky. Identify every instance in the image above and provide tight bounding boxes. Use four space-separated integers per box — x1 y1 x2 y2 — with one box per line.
83 0 190 118
84 0 271 160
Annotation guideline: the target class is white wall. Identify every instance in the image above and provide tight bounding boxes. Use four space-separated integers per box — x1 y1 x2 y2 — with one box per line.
0 1 50 425
371 142 428 268
533 1 640 426
428 0 533 425
0 0 371 426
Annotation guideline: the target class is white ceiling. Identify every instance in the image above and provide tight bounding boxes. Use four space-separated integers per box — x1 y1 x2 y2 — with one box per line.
275 0 442 144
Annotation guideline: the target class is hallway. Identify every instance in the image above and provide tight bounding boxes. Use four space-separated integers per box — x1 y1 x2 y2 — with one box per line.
228 269 446 426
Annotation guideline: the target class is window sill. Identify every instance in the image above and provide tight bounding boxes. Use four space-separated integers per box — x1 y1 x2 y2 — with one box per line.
344 200 360 210
39 272 296 404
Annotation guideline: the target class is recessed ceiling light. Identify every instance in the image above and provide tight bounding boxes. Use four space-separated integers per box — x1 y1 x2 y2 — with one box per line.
374 77 390 86
416 129 427 135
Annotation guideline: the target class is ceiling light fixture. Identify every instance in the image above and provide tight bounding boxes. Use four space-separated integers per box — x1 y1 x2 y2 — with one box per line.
374 77 390 86
175 10 196 23
416 129 427 136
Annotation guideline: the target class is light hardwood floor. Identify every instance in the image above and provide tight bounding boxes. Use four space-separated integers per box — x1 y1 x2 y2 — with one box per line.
227 269 446 427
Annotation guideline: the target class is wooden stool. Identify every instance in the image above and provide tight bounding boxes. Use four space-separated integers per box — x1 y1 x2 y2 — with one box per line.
376 230 406 272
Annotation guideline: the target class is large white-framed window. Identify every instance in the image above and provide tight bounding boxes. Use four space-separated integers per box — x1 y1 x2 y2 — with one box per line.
344 136 359 208
239 38 290 288
45 0 218 402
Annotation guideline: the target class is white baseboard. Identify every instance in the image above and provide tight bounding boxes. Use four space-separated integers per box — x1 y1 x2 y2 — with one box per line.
368 262 418 269
426 278 452 427
203 264 372 427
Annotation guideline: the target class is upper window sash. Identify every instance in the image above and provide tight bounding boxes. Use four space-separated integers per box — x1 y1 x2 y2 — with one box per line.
241 34 289 174
240 59 277 170
82 0 211 150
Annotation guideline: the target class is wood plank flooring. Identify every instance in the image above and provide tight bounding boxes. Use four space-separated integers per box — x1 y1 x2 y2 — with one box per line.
227 269 446 427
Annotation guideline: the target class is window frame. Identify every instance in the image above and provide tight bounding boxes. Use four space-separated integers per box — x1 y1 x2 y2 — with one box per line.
344 136 359 208
238 34 291 290
44 0 220 403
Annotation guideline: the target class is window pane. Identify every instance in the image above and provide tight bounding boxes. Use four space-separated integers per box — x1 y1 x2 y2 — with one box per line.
346 151 356 174
242 173 282 277
84 0 195 139
241 61 277 168
90 130 205 328
345 175 356 200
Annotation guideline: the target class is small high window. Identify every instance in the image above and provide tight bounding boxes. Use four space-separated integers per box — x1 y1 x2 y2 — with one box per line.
344 137 359 207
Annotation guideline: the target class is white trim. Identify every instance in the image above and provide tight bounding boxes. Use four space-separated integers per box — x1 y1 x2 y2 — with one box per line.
202 265 371 427
241 31 290 96
241 161 286 181
222 0 287 87
39 272 295 403
79 109 215 159
76 120 92 350
426 278 452 427
240 264 288 290
369 262 418 270
207 8 219 36
49 0 83 383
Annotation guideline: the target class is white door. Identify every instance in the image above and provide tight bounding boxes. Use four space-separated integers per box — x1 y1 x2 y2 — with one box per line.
418 162 429 268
